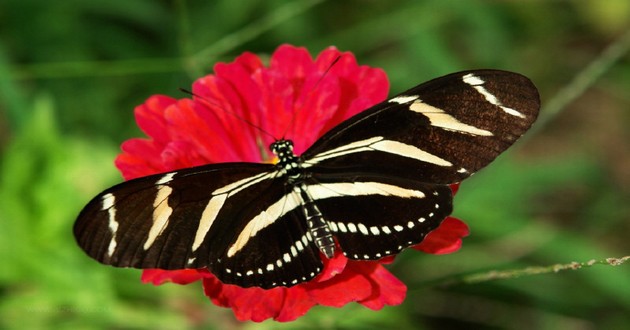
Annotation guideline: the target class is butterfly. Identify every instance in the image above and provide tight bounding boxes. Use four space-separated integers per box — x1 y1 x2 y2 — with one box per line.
74 69 540 288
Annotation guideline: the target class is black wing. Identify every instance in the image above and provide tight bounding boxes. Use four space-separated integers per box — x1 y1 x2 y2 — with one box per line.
302 69 540 183
74 163 323 288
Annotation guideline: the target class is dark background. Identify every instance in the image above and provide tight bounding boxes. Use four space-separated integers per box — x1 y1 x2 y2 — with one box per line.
1 0 629 329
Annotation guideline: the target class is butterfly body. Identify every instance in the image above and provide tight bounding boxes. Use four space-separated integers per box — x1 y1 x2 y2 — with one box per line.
271 139 337 259
75 70 540 288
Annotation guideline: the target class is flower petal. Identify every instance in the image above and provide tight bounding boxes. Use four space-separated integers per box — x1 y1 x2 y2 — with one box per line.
203 277 290 322
414 217 470 255
356 263 407 310
306 264 373 308
271 44 316 83
315 251 348 282
141 269 204 285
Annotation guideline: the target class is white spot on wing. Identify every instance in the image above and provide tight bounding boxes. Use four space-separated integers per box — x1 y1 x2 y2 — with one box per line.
358 223 369 235
156 172 176 185
213 171 274 195
192 194 227 251
105 194 118 259
371 139 453 166
389 95 419 104
305 136 452 168
107 232 116 257
409 101 493 136
462 73 526 118
144 185 174 250
309 181 426 200
304 137 383 166
102 193 115 210
462 74 484 85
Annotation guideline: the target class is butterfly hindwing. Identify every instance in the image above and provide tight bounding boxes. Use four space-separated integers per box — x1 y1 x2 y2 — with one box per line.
214 209 323 288
306 174 453 260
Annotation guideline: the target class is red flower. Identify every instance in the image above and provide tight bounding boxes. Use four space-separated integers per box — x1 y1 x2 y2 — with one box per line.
116 45 469 322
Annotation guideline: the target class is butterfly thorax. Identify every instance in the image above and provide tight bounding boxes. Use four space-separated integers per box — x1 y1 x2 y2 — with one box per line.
270 139 302 182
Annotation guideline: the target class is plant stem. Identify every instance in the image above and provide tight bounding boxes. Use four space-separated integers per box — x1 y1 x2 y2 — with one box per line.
437 256 630 287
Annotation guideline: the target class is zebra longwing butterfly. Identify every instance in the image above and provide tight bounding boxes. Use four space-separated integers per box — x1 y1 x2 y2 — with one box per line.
74 70 540 289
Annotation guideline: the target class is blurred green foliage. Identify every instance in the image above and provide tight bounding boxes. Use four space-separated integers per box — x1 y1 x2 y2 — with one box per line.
1 0 629 329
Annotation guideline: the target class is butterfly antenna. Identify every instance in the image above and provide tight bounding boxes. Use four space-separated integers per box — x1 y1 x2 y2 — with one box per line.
281 55 342 138
179 88 277 141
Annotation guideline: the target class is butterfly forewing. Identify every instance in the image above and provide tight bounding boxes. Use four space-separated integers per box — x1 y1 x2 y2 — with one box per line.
303 70 540 184
74 69 540 289
75 163 276 269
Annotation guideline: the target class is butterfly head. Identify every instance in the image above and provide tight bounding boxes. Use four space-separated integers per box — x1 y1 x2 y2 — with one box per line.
270 139 302 179
270 140 295 158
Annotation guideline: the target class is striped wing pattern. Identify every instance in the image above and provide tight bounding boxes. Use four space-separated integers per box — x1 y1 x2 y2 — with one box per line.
74 70 540 288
